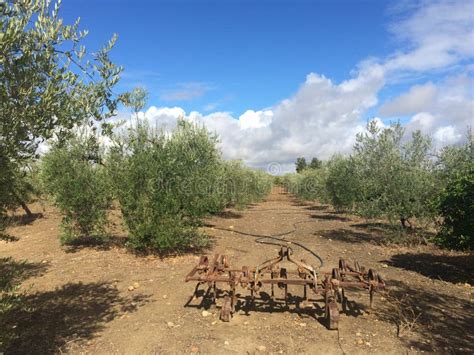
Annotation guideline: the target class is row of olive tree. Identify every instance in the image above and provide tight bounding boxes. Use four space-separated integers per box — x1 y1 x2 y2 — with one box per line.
282 121 473 250
1 0 273 252
40 120 273 252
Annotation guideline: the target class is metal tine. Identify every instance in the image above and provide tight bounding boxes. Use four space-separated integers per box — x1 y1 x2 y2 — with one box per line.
185 246 386 330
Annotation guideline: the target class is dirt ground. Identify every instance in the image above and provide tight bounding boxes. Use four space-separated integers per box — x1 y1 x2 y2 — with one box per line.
1 187 473 354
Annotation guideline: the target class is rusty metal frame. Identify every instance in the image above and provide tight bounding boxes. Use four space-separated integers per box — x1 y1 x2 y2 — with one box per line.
185 246 385 329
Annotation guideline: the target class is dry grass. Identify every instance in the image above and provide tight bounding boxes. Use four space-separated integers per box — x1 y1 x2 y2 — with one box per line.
383 291 423 337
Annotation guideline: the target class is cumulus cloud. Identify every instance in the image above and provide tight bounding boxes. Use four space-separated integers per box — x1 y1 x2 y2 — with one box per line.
134 65 384 172
379 83 438 116
433 126 464 145
239 110 273 129
378 0 474 141
362 0 474 147
383 72 473 148
114 0 472 172
406 112 437 132
384 0 474 74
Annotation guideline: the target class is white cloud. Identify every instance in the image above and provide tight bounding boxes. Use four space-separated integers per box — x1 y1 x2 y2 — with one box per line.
145 106 185 118
239 110 273 129
107 0 472 172
384 0 474 74
385 72 473 148
376 0 474 148
137 64 384 169
379 83 437 116
433 126 463 145
407 112 436 132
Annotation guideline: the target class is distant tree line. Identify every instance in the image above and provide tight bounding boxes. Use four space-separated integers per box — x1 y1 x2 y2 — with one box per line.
295 157 322 173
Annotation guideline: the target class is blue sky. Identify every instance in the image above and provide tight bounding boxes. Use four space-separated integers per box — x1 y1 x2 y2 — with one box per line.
60 0 473 171
62 0 392 113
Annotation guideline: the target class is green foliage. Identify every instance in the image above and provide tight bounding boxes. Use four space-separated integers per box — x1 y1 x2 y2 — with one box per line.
1 0 127 231
435 131 473 182
107 120 221 253
0 156 39 237
434 170 473 250
120 87 149 114
284 167 327 202
284 123 474 249
352 122 436 226
309 157 322 170
36 114 271 253
325 155 360 211
106 120 273 253
0 156 15 236
219 160 272 209
433 135 474 250
40 131 112 244
287 121 437 231
0 258 25 315
295 157 322 174
0 258 26 349
1 0 126 161
295 157 307 173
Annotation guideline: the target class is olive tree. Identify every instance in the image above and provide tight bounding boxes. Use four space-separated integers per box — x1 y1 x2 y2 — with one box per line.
434 133 474 250
1 0 127 231
325 155 360 211
435 131 473 182
353 121 436 227
218 160 273 209
40 131 112 244
106 120 220 253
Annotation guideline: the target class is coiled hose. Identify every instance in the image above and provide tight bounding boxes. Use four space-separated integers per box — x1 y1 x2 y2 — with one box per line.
212 219 324 268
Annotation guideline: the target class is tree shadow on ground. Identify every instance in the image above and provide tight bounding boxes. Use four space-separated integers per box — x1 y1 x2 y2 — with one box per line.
352 221 400 231
304 205 329 211
1 282 151 354
1 213 44 242
244 203 259 209
213 210 243 219
291 200 311 207
63 229 215 258
127 233 216 260
352 222 435 238
376 279 474 353
317 229 381 244
63 234 128 254
385 253 474 285
310 214 351 222
7 212 44 226
351 221 434 246
319 227 430 247
0 257 49 290
0 233 19 242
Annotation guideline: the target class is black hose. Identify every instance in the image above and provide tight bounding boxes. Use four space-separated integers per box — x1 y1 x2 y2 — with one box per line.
213 219 324 268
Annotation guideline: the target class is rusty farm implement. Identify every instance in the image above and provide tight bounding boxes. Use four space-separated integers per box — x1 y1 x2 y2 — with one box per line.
185 246 385 329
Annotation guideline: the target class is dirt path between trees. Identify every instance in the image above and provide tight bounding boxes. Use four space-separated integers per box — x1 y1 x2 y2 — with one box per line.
2 188 473 354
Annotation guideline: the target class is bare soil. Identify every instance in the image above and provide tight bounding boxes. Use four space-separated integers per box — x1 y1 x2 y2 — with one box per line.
1 188 473 354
